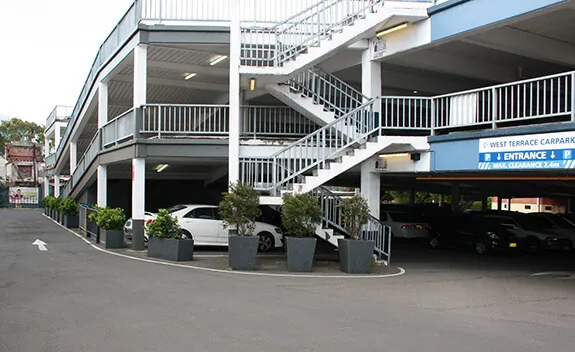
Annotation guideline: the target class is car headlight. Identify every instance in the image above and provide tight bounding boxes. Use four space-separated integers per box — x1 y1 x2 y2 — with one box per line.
274 227 282 234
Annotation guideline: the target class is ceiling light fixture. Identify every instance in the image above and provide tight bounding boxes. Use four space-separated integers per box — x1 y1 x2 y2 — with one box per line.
184 73 197 80
210 55 228 66
376 22 408 37
249 78 256 91
156 164 169 173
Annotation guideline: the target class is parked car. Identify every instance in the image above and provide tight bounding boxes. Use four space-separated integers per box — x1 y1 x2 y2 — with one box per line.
123 212 157 242
475 212 573 254
380 210 430 239
429 213 519 255
528 212 575 246
166 204 284 252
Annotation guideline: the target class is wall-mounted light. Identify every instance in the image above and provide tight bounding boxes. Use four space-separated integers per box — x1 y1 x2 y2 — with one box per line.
156 164 169 173
376 22 408 37
210 55 228 66
379 153 409 158
249 78 256 91
184 73 197 80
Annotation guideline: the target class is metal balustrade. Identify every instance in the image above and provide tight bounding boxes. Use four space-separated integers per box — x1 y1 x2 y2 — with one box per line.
240 98 379 193
45 153 56 169
381 97 433 130
142 105 230 137
241 0 384 67
102 109 136 148
241 106 318 138
288 67 368 118
63 132 101 198
46 105 73 130
316 186 391 263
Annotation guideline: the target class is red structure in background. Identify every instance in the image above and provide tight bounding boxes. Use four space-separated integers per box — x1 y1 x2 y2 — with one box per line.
4 141 42 187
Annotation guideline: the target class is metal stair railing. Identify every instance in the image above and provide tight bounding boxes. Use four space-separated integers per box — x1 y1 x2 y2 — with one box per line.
315 186 392 263
240 98 380 193
241 0 384 68
288 67 369 118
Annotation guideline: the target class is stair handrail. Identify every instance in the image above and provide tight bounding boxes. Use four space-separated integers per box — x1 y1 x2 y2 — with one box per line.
269 97 380 189
267 0 338 31
316 185 391 262
289 67 369 115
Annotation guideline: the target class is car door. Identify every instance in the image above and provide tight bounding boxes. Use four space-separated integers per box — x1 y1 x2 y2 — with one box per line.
452 215 477 247
214 209 229 245
181 207 220 245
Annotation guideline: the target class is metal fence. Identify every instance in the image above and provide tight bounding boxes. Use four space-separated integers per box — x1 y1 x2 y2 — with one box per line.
79 205 100 244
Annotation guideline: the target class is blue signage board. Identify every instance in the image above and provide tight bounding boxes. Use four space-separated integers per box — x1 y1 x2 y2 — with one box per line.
478 132 575 170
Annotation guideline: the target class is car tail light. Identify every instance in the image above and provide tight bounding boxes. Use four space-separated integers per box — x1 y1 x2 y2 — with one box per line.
401 225 413 229
425 225 431 230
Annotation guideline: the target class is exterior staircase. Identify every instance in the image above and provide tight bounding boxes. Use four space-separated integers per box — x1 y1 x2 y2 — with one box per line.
266 67 367 126
240 0 429 80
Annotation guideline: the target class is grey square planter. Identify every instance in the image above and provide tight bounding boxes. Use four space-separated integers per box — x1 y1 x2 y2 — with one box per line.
285 237 317 272
63 215 79 229
338 239 375 274
148 236 194 261
102 229 125 249
228 235 259 270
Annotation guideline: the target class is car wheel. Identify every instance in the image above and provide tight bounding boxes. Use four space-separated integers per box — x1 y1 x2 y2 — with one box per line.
525 237 540 255
429 236 440 249
475 242 488 255
181 230 194 241
258 232 275 252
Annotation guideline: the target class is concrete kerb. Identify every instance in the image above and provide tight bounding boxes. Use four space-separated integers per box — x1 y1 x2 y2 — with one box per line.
42 214 406 279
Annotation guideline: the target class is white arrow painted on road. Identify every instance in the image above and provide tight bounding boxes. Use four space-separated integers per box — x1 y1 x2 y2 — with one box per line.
32 239 48 251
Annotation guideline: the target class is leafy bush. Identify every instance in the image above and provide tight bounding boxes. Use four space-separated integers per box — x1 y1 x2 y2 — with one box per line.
281 193 322 237
88 205 101 224
42 196 55 209
95 207 126 230
146 209 181 239
218 182 261 236
339 194 370 241
59 197 78 216
53 198 62 213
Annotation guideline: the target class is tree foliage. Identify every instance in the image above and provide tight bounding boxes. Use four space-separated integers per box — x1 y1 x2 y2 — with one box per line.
219 182 261 236
0 118 45 154
339 194 370 241
281 193 322 238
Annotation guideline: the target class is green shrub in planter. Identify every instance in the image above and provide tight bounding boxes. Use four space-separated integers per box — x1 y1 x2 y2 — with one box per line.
281 193 322 272
60 197 79 228
147 209 193 261
219 182 261 270
95 207 126 249
53 198 63 222
42 196 55 216
338 194 374 274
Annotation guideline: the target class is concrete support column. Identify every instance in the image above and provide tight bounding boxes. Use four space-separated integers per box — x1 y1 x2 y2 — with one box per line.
54 175 60 197
43 176 50 197
361 45 382 101
507 198 511 211
566 198 572 215
481 196 489 211
361 157 380 218
69 141 78 174
497 196 503 210
134 45 148 107
44 136 50 156
97 165 107 207
450 183 460 213
98 81 109 128
132 158 146 251
228 0 241 185
55 124 62 148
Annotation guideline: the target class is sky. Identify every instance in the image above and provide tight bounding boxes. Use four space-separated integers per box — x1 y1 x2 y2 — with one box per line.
0 0 134 125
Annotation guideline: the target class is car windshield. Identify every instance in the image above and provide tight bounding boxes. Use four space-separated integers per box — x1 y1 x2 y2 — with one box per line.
389 212 419 223
514 216 554 230
548 215 575 229
167 205 187 213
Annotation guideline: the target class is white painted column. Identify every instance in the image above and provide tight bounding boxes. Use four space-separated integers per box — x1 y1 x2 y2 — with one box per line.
361 157 380 218
44 136 50 156
98 81 109 128
97 165 107 207
54 175 60 197
360 45 382 218
133 45 148 107
131 158 146 250
43 176 50 197
69 141 78 174
55 123 62 149
228 0 241 185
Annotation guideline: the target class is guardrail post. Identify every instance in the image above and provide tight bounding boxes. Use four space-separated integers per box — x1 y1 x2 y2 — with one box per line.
134 107 144 140
271 157 278 197
491 88 498 129
571 72 575 122
430 98 435 136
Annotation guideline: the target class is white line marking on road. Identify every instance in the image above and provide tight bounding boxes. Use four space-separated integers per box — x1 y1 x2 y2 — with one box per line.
32 239 48 251
43 214 406 279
